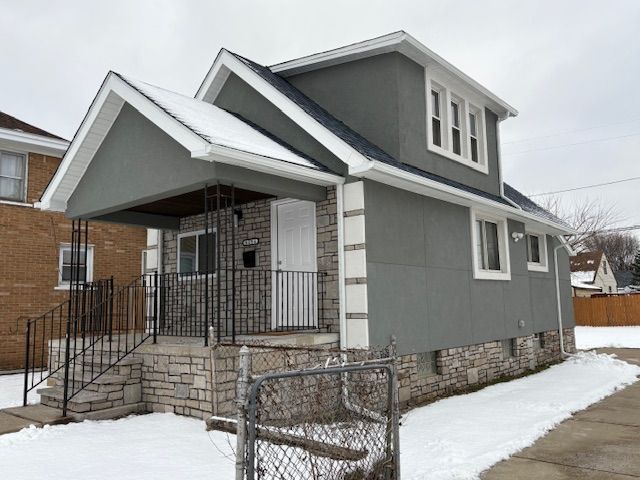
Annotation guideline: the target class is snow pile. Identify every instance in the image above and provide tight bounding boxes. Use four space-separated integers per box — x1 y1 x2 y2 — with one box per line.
399 352 640 480
0 373 41 409
120 75 319 169
576 326 640 349
0 353 638 480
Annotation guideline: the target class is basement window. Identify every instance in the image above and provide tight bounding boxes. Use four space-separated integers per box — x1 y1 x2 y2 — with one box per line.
177 229 216 274
502 338 517 358
0 150 27 202
533 333 544 350
58 244 94 287
417 351 438 377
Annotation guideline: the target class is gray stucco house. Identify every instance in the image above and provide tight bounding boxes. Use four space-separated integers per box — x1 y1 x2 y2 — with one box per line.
40 31 576 413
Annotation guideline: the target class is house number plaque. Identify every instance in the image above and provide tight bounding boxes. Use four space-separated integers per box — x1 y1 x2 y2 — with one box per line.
242 238 259 246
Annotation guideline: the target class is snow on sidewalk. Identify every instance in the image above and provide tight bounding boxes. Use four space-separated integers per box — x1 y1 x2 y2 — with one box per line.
0 352 638 480
575 325 640 349
0 373 41 409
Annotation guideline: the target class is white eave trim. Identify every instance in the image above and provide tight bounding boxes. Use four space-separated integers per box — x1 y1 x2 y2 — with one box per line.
0 127 68 155
351 159 576 235
194 144 344 186
270 31 518 118
195 50 372 171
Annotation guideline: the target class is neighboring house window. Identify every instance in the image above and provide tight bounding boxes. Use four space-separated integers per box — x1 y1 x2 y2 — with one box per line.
417 351 438 377
525 232 548 272
177 230 216 274
59 245 94 286
608 286 612 293
0 150 27 202
471 210 511 280
603 260 608 275
431 89 442 147
426 74 488 173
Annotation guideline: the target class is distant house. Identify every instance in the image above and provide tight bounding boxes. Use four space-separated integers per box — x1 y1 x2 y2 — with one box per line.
614 270 640 294
570 251 617 297
0 111 148 371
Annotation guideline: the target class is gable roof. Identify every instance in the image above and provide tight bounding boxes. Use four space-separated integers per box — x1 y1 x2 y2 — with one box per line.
570 251 604 275
269 31 518 118
0 111 66 141
502 183 571 229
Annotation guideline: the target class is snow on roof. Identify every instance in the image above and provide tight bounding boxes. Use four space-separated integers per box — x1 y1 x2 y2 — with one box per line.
571 271 597 286
118 74 323 170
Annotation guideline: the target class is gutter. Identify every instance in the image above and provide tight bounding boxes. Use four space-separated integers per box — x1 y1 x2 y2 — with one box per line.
553 238 574 358
351 159 576 235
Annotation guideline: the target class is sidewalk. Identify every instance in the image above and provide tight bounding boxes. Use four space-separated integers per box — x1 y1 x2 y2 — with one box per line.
0 405 67 435
483 348 640 479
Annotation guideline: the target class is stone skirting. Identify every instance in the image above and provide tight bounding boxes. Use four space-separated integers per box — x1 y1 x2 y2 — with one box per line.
397 328 576 409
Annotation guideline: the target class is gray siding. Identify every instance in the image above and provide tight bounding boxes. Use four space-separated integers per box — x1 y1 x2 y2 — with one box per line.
364 180 574 356
288 53 502 196
67 104 325 222
214 73 347 176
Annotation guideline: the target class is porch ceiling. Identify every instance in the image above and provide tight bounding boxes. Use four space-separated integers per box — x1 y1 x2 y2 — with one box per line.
126 186 274 218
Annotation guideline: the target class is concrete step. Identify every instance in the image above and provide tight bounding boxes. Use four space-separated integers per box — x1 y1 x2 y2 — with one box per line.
37 386 108 404
50 372 128 385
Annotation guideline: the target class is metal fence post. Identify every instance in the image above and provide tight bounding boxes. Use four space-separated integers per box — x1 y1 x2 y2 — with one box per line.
153 272 158 344
390 335 401 480
23 321 31 406
236 345 251 480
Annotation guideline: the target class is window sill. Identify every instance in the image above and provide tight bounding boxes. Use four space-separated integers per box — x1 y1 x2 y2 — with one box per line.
427 144 489 174
54 285 71 291
527 263 549 273
473 270 511 281
0 199 32 208
177 273 217 281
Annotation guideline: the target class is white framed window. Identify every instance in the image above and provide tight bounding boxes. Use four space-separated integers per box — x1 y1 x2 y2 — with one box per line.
177 229 216 274
470 209 511 281
0 150 27 202
58 244 94 287
426 73 489 174
525 231 548 272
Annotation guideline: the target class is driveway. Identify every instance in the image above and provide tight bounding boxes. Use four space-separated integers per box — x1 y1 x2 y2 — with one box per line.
483 348 640 479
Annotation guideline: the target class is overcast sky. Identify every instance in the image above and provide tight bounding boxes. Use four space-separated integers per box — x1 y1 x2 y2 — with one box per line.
1 0 638 233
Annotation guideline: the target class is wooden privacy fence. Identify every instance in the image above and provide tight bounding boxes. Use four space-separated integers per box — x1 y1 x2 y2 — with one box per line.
573 295 640 326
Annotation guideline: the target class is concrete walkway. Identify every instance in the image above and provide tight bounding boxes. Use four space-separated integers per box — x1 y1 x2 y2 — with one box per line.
0 405 68 435
483 348 640 479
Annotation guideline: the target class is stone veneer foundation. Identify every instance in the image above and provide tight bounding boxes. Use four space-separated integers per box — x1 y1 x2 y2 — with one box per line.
397 328 576 409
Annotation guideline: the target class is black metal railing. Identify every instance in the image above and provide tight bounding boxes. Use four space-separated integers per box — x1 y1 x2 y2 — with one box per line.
22 278 114 405
157 269 327 342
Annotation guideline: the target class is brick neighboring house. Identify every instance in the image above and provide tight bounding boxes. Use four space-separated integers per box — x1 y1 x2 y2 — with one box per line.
0 111 147 371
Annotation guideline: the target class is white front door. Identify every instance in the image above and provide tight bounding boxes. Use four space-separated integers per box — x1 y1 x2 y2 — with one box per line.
272 199 317 329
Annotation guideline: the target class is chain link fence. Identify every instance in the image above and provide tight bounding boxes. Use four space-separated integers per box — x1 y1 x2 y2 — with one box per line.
208 340 400 479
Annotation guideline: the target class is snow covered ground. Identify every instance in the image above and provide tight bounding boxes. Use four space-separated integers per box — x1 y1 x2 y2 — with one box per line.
575 326 640 349
0 372 41 409
0 352 638 480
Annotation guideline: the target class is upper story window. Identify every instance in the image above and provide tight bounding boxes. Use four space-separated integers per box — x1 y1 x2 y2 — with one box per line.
525 231 548 272
471 209 510 281
426 75 489 174
0 150 27 202
177 229 216 274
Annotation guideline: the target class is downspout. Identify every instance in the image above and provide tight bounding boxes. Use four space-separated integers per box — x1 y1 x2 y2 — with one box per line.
336 183 347 350
553 238 574 358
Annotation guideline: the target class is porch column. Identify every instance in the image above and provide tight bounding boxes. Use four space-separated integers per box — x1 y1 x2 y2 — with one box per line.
342 181 369 348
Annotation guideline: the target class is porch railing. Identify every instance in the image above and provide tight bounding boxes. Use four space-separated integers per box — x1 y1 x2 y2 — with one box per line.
156 269 327 342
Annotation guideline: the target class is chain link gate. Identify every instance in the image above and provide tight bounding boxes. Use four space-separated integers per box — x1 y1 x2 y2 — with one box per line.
217 340 400 480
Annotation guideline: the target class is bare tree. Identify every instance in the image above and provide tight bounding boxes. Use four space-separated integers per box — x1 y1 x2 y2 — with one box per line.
584 232 640 271
538 196 622 249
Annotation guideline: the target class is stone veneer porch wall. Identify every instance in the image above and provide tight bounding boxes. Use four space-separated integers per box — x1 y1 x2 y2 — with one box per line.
159 187 340 333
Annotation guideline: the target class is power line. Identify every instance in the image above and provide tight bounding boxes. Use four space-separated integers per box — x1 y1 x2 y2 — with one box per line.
529 176 640 197
503 117 640 145
503 131 640 156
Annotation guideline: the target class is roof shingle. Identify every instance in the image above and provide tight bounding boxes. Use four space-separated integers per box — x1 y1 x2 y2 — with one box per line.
0 111 66 141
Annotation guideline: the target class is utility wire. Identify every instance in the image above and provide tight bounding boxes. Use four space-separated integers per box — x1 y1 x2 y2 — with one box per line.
503 131 640 156
503 117 640 145
529 176 640 197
